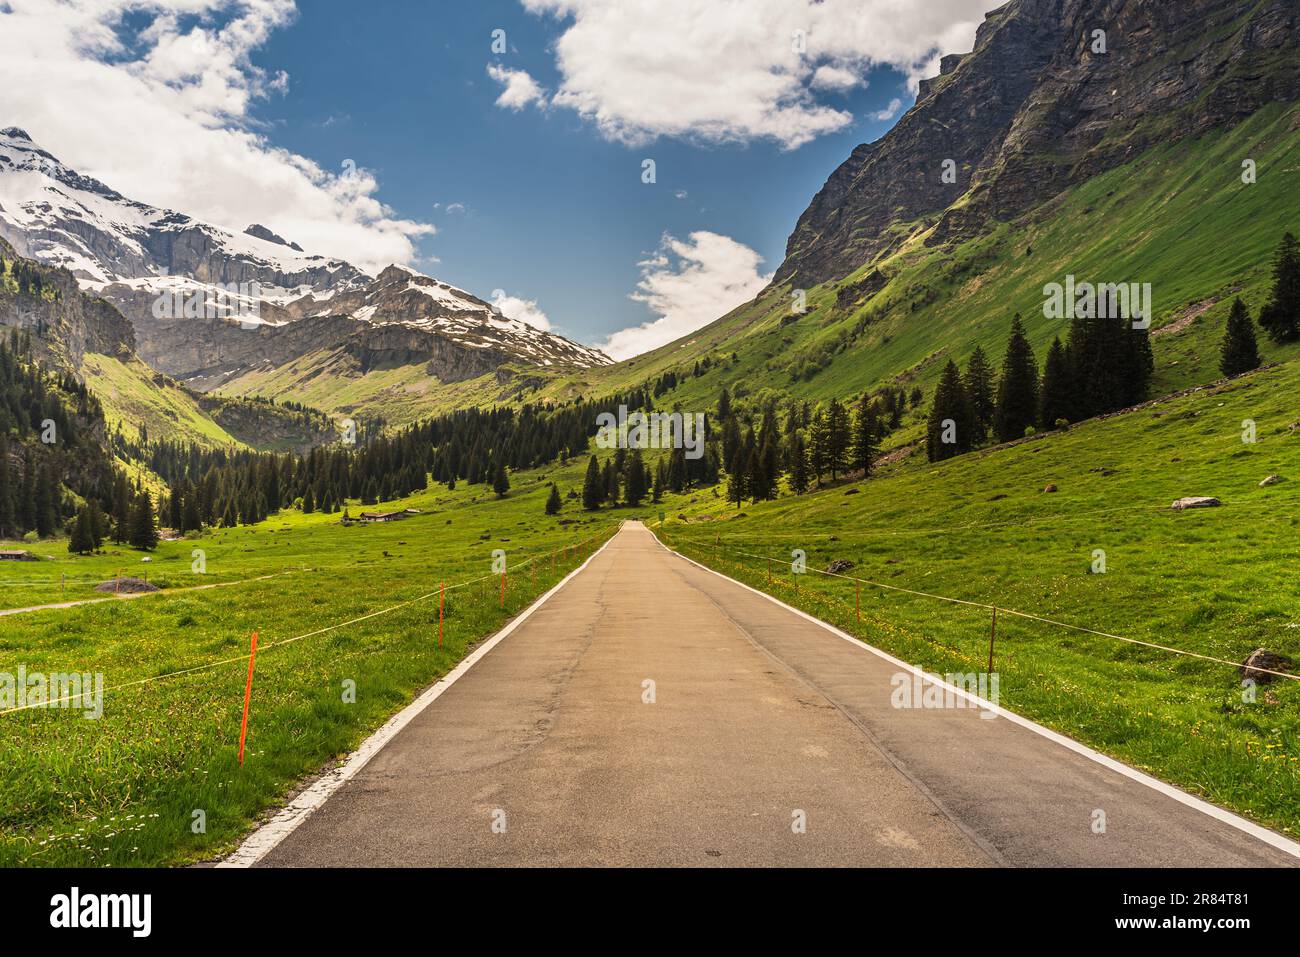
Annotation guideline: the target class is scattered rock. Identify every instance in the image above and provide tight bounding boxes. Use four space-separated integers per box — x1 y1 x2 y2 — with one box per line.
95 577 159 594
828 535 840 542
1260 475 1283 487
885 559 901 565
987 493 1008 502
1240 648 1293 684
826 560 855 574
844 488 860 495
1171 496 1222 510
1043 484 1058 493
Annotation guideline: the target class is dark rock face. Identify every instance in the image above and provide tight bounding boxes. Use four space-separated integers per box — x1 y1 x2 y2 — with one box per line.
0 237 134 368
776 0 1300 289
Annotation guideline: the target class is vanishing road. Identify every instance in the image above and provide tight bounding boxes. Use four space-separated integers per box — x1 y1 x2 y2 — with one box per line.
238 521 1297 867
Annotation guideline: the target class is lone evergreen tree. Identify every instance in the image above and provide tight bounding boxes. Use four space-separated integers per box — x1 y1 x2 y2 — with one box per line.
1258 232 1300 343
1220 297 1262 376
68 506 94 555
993 314 1039 442
492 462 510 498
545 482 562 515
927 360 974 462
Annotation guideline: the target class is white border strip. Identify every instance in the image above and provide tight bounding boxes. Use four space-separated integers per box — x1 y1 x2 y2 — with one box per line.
220 533 618 867
653 530 1300 861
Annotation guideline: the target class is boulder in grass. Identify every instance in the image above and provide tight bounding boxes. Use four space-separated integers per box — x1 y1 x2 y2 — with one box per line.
1171 496 1222 510
95 577 159 594
1260 475 1283 487
1043 484 1058 493
826 560 855 574
1240 648 1293 684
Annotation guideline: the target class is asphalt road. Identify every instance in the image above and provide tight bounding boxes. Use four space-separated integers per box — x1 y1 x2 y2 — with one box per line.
251 521 1296 867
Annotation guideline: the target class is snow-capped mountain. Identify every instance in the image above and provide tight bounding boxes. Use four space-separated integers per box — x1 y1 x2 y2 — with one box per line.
288 265 610 368
0 127 367 306
0 127 610 391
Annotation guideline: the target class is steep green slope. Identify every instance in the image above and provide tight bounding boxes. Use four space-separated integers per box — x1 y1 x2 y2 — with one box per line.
540 104 1300 425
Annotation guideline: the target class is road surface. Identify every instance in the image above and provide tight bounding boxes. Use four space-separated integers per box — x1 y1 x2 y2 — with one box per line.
249 521 1296 867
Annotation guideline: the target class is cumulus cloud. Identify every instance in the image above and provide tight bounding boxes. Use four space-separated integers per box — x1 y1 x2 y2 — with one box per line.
491 289 553 332
869 97 904 121
518 0 995 149
598 232 772 360
487 63 548 111
0 0 433 273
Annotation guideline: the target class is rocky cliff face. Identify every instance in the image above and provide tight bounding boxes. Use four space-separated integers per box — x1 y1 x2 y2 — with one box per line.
776 0 1300 288
0 235 135 369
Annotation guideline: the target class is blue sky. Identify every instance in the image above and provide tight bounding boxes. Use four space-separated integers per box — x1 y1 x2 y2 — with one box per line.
2 0 996 356
249 1 917 350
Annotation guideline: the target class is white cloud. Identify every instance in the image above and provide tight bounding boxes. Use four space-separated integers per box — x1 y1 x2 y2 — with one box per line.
490 289 552 332
0 0 433 273
598 232 772 360
487 63 547 111
869 97 904 121
519 0 995 149
811 65 864 92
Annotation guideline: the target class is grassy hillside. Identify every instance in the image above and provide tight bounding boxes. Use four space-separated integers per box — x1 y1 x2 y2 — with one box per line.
214 347 571 428
657 357 1300 835
82 353 245 449
539 103 1300 422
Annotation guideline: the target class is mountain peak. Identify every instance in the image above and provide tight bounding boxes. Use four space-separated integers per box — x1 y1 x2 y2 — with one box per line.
0 127 32 142
244 224 304 252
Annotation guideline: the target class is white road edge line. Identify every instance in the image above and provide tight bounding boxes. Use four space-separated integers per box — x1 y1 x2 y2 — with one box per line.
652 527 1300 861
219 531 621 867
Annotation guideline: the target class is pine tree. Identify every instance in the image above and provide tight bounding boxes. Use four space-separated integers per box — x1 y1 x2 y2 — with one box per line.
963 346 995 444
652 460 666 503
603 459 619 504
1220 297 1262 376
68 506 94 555
788 434 810 494
545 482 562 515
624 449 647 506
993 314 1039 442
927 360 974 462
825 399 851 480
726 450 746 509
807 408 829 487
129 489 159 551
301 485 315 514
1258 232 1300 343
1038 337 1072 429
492 463 510 498
582 455 603 511
851 399 878 478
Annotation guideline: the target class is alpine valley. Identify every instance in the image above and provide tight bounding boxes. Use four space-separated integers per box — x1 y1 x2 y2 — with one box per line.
2 0 1300 871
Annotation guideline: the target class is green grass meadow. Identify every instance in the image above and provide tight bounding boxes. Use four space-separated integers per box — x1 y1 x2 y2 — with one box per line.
658 360 1300 837
0 459 622 866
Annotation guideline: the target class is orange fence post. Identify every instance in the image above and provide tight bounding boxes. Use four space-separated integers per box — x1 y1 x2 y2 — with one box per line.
856 581 861 623
238 631 259 766
500 571 506 609
439 582 444 647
